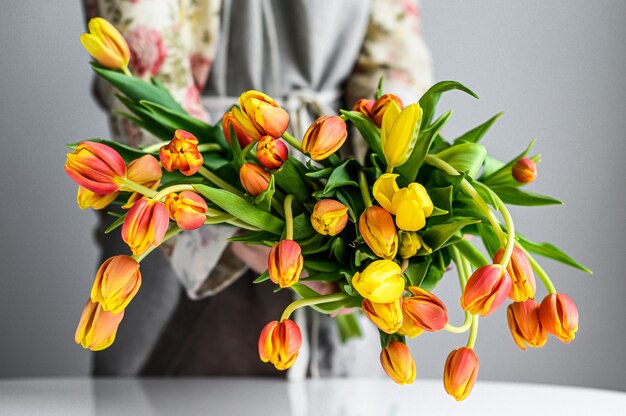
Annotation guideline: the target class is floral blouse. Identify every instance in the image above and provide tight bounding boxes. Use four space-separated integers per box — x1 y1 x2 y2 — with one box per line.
83 0 433 299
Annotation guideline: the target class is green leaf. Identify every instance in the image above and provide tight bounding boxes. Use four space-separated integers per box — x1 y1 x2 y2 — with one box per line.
421 219 480 252
453 112 503 144
140 101 212 142
292 213 317 240
253 271 270 284
404 257 432 287
115 110 173 141
330 237 347 262
193 184 285 234
419 81 478 128
324 159 359 193
490 185 562 206
104 213 126 234
335 313 363 343
290 284 357 314
227 231 276 245
419 251 449 291
433 142 487 178
340 110 383 160
275 158 311 203
304 259 340 273
375 76 384 100
476 223 502 258
517 234 592 273
252 175 276 211
453 239 489 268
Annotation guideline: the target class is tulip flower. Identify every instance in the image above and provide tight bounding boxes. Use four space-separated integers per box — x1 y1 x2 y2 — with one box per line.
461 264 512 316
512 158 537 184
122 155 162 208
398 231 430 258
380 103 422 168
121 198 169 256
268 240 303 288
539 293 578 343
91 255 141 314
493 246 536 301
380 341 416 385
257 136 288 169
372 173 400 212
159 130 204 176
301 115 348 160
238 90 289 139
310 199 349 236
359 206 398 260
352 98 374 118
371 94 403 126
76 186 118 210
362 298 403 334
165 190 208 231
402 286 448 332
239 163 271 196
258 319 302 370
352 260 405 303
222 108 256 147
444 347 480 401
64 141 126 195
397 313 425 338
507 299 547 350
80 17 130 71
390 183 433 231
75 299 124 351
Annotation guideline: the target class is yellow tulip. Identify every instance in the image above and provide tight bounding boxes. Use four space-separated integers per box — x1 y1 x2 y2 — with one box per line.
380 103 422 168
80 18 130 71
398 231 431 258
391 183 433 231
352 260 405 303
372 173 400 212
380 341 416 385
90 255 141 315
362 298 403 334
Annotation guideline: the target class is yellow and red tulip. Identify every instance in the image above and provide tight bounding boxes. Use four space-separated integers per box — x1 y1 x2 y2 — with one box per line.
512 157 537 184
352 260 405 304
121 198 169 256
80 17 130 71
238 90 289 139
301 115 348 161
258 319 302 370
90 255 141 315
539 293 579 343
507 299 547 350
371 94 403 126
222 108 256 147
380 103 422 169
380 341 416 385
352 98 374 118
310 199 349 236
75 299 124 351
64 141 126 195
493 246 536 302
256 136 288 169
123 154 162 208
76 186 118 210
358 206 398 260
164 190 208 231
239 162 270 196
362 298 403 334
159 130 204 176
268 240 303 288
443 347 480 401
402 286 448 332
461 264 512 316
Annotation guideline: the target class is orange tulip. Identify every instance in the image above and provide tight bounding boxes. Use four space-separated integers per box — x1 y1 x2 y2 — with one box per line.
403 286 448 332
507 299 547 350
239 163 270 196
493 246 536 302
512 158 537 184
380 341 416 385
256 136 288 169
121 198 169 256
164 190 208 231
461 264 512 316
444 347 480 401
91 255 141 314
159 130 204 176
123 154 162 208
76 186 118 210
222 108 256 147
371 94 403 126
539 293 578 343
80 17 130 71
64 141 126 195
75 299 124 351
352 98 374 118
258 319 302 370
268 240 303 288
310 199 349 236
359 206 398 260
238 90 290 139
362 298 403 334
301 115 348 160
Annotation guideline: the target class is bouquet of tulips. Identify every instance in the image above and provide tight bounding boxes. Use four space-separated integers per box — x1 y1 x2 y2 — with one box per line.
67 18 590 400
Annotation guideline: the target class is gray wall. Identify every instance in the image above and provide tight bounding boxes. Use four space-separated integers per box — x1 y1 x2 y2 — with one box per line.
0 0 624 391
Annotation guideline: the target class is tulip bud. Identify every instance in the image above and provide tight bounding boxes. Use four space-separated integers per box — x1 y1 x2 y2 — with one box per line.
239 163 271 196
310 199 349 236
238 90 289 139
80 18 130 71
222 108 256 147
461 264 512 316
75 299 124 351
512 158 537 184
402 286 448 332
301 115 348 160
352 98 374 118
443 347 480 401
373 173 400 212
165 190 208 231
159 130 204 176
391 183 433 232
123 155 162 208
371 94 403 126
268 240 303 288
90 255 141 314
359 206 398 260
121 198 169 256
256 136 288 169
76 186 118 210
539 293 578 343
64 141 126 195
381 103 422 168
258 319 302 370
398 231 430 258
352 260 405 304
507 299 547 350
493 246 536 301
362 298 403 334
380 341 416 385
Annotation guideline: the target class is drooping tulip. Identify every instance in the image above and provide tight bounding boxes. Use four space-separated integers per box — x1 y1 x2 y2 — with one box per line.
301 115 348 160
256 136 288 169
239 163 271 196
402 286 448 332
268 240 303 288
90 255 141 314
164 190 208 231
159 130 204 176
258 319 302 370
123 154 162 208
80 17 130 71
75 299 124 351
121 198 169 256
461 264 512 316
359 206 398 260
380 341 416 385
539 293 579 343
64 141 126 195
493 246 536 301
352 260 405 304
443 347 480 401
507 299 547 350
362 298 403 334
310 199 349 236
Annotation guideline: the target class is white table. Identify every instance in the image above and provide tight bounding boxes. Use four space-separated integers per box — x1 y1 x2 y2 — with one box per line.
0 378 624 415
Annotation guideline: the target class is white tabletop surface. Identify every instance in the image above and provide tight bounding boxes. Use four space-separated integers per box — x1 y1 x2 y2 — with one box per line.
0 377 624 416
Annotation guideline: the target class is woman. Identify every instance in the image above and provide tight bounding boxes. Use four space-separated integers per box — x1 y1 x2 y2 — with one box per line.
83 0 433 377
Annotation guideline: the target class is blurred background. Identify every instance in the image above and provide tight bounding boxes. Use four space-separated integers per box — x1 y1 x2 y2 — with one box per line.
0 0 624 391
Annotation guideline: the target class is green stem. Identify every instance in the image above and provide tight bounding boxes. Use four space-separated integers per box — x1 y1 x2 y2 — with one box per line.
197 143 222 153
491 192 516 267
141 141 166 154
466 315 480 349
280 293 350 322
204 214 236 224
386 165 394 174
122 178 158 198
121 66 132 77
359 171 373 208
282 132 302 152
519 246 557 294
445 246 472 334
284 194 295 240
133 226 181 262
198 166 245 197
153 184 195 201
400 258 410 274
